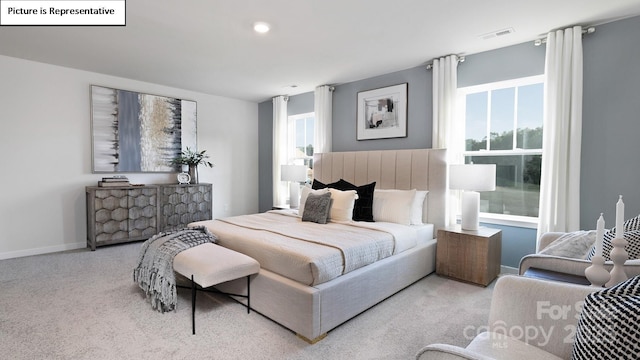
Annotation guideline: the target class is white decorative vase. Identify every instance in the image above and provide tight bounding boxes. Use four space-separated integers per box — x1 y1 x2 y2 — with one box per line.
585 255 610 287
606 237 628 287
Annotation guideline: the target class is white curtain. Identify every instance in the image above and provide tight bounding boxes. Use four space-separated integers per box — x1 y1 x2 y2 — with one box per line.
537 26 583 247
273 95 288 206
432 55 462 226
314 85 333 153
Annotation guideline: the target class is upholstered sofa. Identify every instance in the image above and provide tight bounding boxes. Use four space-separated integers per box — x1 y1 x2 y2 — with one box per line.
519 231 640 278
416 275 599 360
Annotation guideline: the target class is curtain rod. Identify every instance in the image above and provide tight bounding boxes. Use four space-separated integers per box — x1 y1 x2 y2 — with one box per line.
425 55 465 70
534 26 595 46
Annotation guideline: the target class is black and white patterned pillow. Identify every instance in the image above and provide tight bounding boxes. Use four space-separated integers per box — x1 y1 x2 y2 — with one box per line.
587 214 640 261
572 275 640 359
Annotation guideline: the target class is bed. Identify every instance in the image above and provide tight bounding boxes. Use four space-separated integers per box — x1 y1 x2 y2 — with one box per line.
189 148 447 342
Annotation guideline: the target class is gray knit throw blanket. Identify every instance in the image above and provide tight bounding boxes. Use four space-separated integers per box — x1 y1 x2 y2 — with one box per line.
133 226 217 313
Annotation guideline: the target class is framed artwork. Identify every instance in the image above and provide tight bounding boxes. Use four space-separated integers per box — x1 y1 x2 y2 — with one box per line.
356 83 407 140
91 85 197 173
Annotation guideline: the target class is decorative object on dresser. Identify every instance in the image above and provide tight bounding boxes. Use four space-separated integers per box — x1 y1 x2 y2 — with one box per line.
91 85 197 173
436 225 502 286
170 147 214 184
449 163 496 231
86 183 212 250
98 176 130 187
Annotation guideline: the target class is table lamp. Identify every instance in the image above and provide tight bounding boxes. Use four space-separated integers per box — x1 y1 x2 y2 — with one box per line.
281 164 307 208
449 164 496 231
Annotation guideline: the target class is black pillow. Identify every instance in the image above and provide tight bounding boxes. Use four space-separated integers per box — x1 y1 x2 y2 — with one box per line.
311 179 337 190
311 178 376 221
301 192 332 224
332 179 376 222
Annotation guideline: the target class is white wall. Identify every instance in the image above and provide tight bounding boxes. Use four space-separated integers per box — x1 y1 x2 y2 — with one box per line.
0 55 259 259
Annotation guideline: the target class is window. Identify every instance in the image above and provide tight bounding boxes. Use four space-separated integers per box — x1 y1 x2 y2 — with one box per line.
287 112 315 182
458 75 544 221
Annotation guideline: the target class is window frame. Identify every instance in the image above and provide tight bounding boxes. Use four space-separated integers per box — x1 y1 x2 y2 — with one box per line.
457 75 544 228
287 111 315 180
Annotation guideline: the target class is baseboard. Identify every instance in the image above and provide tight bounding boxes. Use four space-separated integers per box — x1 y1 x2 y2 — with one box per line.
0 242 86 260
500 265 519 275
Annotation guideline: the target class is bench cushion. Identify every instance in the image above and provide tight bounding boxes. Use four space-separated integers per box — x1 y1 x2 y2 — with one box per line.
173 243 260 288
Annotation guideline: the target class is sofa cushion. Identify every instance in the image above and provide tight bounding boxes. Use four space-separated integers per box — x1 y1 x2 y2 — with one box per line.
572 275 640 359
539 230 596 259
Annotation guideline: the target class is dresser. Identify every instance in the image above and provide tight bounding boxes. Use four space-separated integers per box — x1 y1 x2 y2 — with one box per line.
86 183 212 250
158 183 212 232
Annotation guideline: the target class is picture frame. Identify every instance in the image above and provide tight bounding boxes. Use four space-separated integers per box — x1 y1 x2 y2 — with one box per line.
357 83 407 140
90 85 197 173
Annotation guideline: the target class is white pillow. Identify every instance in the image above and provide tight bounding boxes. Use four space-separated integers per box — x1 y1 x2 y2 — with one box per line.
373 189 417 225
411 190 429 225
299 187 329 217
328 188 358 222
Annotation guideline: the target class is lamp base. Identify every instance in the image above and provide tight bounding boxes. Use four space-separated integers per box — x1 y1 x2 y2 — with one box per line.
460 191 480 231
289 183 300 209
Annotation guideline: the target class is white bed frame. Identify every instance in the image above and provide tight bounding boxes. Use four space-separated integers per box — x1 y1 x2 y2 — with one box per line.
216 148 447 342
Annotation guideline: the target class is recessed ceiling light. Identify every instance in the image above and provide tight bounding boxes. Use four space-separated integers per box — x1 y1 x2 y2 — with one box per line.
253 22 270 34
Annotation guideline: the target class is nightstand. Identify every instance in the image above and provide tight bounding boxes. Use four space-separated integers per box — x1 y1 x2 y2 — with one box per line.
436 225 502 286
272 205 290 210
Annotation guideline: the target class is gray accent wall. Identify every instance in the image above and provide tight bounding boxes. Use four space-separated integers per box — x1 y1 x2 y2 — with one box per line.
581 16 640 230
332 67 431 151
258 100 274 213
258 15 640 267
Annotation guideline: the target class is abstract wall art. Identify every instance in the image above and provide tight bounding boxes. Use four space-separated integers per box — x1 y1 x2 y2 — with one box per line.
91 85 197 173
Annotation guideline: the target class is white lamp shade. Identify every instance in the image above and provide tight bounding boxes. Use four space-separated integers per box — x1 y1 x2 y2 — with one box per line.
449 164 496 191
281 165 307 182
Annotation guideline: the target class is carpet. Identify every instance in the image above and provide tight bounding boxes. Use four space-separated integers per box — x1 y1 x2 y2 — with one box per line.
0 242 495 359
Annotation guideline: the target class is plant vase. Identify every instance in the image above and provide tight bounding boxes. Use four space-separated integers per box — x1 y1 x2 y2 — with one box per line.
188 164 198 184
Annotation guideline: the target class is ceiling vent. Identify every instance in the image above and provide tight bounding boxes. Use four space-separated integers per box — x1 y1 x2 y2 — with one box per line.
479 27 515 40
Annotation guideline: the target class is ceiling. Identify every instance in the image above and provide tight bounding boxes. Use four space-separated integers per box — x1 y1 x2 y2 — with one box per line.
2 0 640 103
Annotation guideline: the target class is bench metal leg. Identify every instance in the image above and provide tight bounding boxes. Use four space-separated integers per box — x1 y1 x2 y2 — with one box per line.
179 274 254 335
191 275 196 335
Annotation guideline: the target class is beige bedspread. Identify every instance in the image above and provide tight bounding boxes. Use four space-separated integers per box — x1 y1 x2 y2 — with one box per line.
190 211 422 286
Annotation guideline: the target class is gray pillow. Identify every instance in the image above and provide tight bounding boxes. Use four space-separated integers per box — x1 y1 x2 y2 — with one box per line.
301 192 332 224
539 230 596 259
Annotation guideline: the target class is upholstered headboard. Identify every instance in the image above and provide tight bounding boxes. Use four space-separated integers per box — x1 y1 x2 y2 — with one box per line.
313 148 447 231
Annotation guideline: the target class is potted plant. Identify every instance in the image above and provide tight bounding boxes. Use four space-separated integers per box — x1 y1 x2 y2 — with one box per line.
171 147 214 184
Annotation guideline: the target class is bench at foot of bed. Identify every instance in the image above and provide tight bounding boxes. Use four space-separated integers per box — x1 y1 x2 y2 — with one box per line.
173 243 260 334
